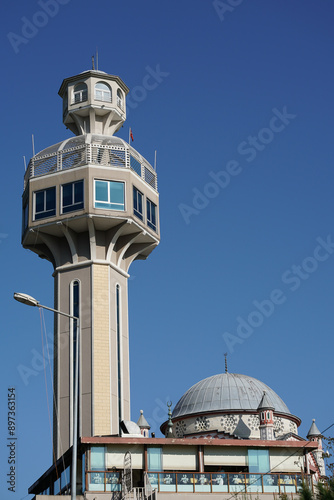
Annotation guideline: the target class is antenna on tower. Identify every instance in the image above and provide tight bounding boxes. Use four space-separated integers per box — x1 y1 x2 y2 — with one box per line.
32 134 35 157
23 156 27 171
224 352 228 373
92 55 95 70
96 47 99 71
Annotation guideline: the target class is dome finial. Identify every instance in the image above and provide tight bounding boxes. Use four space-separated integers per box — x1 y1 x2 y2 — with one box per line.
224 353 228 373
166 401 173 438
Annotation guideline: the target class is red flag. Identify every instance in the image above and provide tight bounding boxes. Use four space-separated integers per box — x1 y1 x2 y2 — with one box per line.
130 128 134 142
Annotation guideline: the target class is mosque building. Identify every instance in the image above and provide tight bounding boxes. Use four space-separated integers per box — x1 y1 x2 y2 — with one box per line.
17 66 325 499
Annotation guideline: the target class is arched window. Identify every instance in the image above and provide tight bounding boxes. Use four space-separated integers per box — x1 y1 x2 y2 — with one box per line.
73 83 88 104
70 279 80 445
117 89 124 110
95 82 112 102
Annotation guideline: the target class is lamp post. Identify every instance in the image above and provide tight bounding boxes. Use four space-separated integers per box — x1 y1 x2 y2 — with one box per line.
13 292 80 500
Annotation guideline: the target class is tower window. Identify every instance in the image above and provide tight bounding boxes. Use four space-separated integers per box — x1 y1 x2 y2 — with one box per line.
34 187 56 220
61 180 84 214
133 187 143 220
95 180 125 211
95 82 112 102
117 89 124 110
22 200 29 232
73 83 88 104
147 199 157 231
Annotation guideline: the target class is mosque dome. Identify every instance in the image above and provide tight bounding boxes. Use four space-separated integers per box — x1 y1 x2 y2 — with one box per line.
160 373 301 439
172 373 292 419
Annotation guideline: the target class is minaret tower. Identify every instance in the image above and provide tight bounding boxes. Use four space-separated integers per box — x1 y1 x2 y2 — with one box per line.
307 419 326 477
257 391 275 440
21 69 160 459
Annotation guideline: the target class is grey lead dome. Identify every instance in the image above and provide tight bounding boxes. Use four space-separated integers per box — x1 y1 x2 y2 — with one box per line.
172 373 291 418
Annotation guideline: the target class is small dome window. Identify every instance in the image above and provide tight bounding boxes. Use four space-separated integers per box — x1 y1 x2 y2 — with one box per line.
117 89 124 110
73 83 88 104
95 82 112 102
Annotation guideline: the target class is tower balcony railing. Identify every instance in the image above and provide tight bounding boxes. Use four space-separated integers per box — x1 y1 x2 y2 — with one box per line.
86 470 313 495
24 142 158 191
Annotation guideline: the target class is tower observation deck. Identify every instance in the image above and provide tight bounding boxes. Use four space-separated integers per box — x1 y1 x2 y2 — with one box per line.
21 69 160 459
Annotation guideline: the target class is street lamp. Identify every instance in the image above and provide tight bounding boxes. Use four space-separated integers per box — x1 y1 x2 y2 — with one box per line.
13 292 80 500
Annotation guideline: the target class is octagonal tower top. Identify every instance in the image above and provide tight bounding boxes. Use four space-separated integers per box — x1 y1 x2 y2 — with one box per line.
58 70 129 137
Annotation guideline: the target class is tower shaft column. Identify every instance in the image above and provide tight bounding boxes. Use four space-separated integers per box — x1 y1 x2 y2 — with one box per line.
54 262 130 458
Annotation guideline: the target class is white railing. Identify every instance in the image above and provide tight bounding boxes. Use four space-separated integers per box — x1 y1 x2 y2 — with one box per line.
24 143 158 191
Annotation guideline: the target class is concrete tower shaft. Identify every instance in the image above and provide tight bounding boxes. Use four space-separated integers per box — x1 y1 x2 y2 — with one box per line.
21 70 160 459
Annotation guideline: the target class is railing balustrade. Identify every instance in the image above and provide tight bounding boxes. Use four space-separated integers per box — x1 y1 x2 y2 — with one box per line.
86 470 313 495
24 142 158 191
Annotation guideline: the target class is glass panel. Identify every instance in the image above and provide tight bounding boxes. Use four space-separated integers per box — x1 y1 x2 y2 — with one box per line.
95 83 111 102
133 187 143 219
230 474 246 493
130 155 141 176
88 472 105 491
91 446 105 470
147 447 162 472
35 188 56 219
147 473 159 487
279 474 296 493
159 473 176 492
63 181 84 213
35 191 44 213
63 183 73 207
106 472 121 492
177 473 194 492
74 181 84 203
95 181 109 202
147 200 157 230
54 478 61 495
212 473 228 492
247 473 262 492
109 181 124 205
23 202 29 229
194 473 211 492
248 448 269 473
61 466 70 489
45 187 56 211
151 205 156 225
95 181 124 210
258 449 270 472
138 192 142 214
296 475 303 490
82 452 86 493
263 474 279 493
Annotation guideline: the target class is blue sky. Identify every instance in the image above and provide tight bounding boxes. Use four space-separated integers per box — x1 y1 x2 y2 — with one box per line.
1 0 334 498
